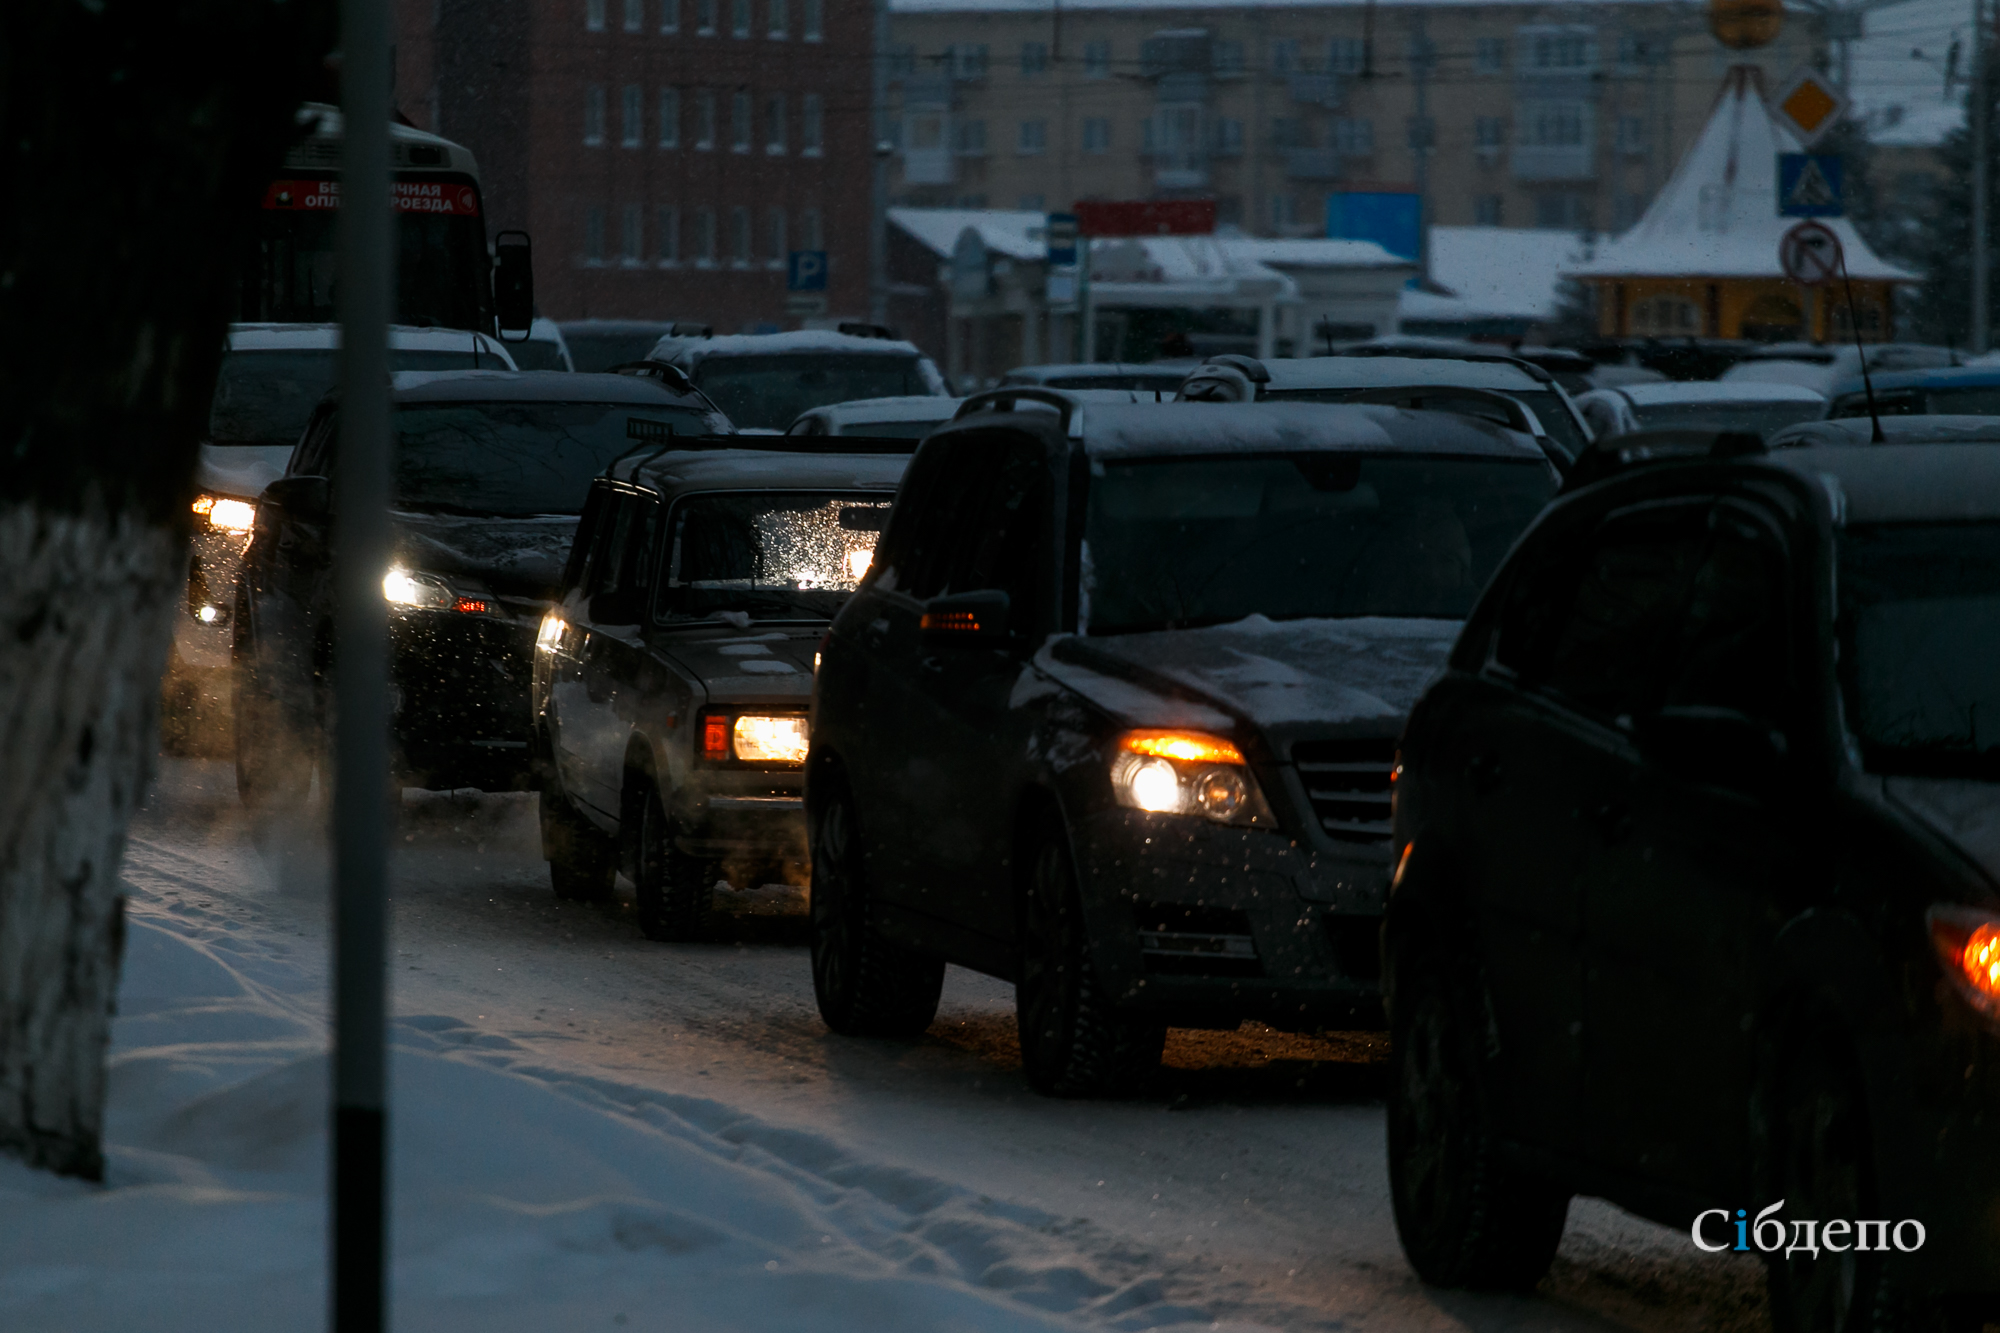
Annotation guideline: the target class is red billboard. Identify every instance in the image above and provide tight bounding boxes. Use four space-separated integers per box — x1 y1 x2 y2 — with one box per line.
1073 200 1216 236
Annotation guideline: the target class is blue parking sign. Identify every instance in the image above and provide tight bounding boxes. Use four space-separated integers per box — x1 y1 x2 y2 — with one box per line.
1778 153 1843 218
787 250 828 292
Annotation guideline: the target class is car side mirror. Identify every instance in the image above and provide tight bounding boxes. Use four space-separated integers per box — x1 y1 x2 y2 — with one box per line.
920 589 1010 645
1637 706 1787 791
260 474 329 519
494 230 534 342
588 587 643 626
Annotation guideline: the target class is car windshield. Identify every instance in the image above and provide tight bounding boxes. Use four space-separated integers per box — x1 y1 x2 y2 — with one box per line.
562 330 668 373
210 348 505 444
693 354 934 430
659 492 893 623
1628 400 1826 437
1265 385 1587 461
506 339 570 372
1082 453 1556 635
1837 522 2000 779
392 402 712 516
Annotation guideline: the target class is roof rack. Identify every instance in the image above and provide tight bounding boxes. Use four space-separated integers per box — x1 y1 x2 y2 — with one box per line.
1563 428 1765 491
953 386 1084 435
608 359 696 392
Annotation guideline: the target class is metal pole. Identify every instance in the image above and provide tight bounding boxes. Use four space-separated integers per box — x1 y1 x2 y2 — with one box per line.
333 0 392 1323
1410 17 1432 287
1975 0 1990 352
868 0 891 325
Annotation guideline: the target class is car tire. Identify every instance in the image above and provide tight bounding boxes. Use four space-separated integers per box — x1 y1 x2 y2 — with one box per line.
1016 813 1164 1098
633 780 711 941
540 786 615 903
808 771 943 1037
1387 950 1570 1290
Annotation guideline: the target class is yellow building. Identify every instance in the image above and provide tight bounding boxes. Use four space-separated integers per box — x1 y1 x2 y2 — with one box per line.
1567 66 1914 341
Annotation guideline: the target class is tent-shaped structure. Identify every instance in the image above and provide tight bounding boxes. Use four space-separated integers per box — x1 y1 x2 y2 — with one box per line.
1567 66 1915 343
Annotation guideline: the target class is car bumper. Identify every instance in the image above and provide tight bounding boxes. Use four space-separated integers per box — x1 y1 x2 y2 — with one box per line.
667 773 807 865
1069 806 1391 1029
390 612 538 790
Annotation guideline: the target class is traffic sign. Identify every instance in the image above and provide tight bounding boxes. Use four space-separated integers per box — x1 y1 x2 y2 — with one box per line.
1780 219 1844 286
1774 68 1848 147
1778 152 1843 217
787 250 828 292
1045 212 1078 266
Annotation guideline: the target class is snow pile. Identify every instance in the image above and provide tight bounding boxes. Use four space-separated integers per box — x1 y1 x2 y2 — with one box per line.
0 871 1260 1332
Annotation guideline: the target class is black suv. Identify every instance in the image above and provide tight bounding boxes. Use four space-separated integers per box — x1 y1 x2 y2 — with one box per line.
1385 436 2000 1329
809 391 1556 1096
233 370 729 808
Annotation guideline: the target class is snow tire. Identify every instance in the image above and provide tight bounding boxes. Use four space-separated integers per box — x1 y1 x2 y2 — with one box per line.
633 781 710 941
1387 950 1569 1290
1016 814 1164 1099
540 786 615 903
809 772 943 1037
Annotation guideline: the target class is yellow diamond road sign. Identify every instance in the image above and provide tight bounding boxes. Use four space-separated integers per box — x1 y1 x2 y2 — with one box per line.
1775 68 1848 147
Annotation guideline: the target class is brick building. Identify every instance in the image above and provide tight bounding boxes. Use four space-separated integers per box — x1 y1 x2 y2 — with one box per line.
884 0 1827 239
395 0 880 328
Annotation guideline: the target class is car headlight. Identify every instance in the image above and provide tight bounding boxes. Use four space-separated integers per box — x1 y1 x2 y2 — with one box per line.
192 494 258 534
700 711 810 765
1109 730 1275 826
535 612 565 651
1931 905 2000 1022
383 567 490 614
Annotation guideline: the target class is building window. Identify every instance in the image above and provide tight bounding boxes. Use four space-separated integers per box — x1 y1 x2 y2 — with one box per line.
802 206 824 251
1332 117 1374 154
695 208 717 265
732 90 752 151
1210 117 1243 156
1474 194 1504 225
1213 39 1245 74
1270 38 1301 74
659 88 680 147
1476 37 1506 72
1328 37 1364 74
695 0 714 32
623 0 642 32
621 203 644 264
586 0 607 31
1520 26 1597 72
659 0 678 32
584 86 607 145
767 207 787 262
1475 115 1506 150
731 0 749 36
696 90 716 148
766 93 786 152
658 206 681 263
1021 41 1048 76
954 119 987 155
730 206 751 265
1616 115 1648 154
1083 40 1110 78
622 85 643 147
1534 191 1591 229
1082 117 1111 153
801 94 824 154
950 44 988 80
802 0 822 40
1019 193 1045 211
768 0 786 36
1017 119 1047 155
1269 117 1308 149
1524 102 1587 146
584 206 607 263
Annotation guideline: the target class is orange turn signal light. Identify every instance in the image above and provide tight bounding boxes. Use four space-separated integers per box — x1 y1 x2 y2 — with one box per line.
1118 730 1245 766
1931 909 2000 1015
1960 924 2000 1001
920 610 981 633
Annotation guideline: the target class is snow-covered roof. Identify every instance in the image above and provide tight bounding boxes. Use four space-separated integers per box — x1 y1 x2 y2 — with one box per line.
1224 237 1410 270
1001 399 1546 460
1610 380 1827 406
1860 94 1963 149
1427 228 1591 320
650 329 936 364
1771 443 2000 523
387 369 713 409
1567 67 1916 283
1260 355 1546 394
1088 234 1298 307
890 208 1049 261
627 448 909 496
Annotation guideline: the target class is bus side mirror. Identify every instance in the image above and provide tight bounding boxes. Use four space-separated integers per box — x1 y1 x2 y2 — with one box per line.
494 231 534 342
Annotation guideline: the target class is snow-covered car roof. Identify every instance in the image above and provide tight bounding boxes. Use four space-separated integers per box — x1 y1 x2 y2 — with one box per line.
1848 365 2000 393
1772 444 2000 524
955 397 1548 463
226 323 517 363
1768 415 2000 449
621 448 909 499
1605 381 1825 407
387 369 721 412
647 329 934 368
1257 356 1548 394
785 396 964 434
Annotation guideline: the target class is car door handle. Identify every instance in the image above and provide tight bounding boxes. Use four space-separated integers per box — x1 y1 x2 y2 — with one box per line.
1466 752 1502 794
1577 799 1632 841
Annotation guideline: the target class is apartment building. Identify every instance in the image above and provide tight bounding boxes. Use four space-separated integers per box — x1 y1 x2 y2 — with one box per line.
885 0 1828 238
394 0 876 327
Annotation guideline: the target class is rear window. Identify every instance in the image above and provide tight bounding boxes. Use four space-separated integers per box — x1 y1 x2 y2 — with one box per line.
692 354 936 431
209 347 501 444
1628 400 1826 438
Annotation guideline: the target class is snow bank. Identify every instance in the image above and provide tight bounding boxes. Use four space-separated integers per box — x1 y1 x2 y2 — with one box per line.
0 870 1257 1332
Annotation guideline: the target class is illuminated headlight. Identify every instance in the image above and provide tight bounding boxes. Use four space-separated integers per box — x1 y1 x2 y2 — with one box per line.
192 494 257 534
383 567 455 609
535 613 565 652
1109 730 1274 826
731 714 811 765
196 604 221 625
845 549 872 580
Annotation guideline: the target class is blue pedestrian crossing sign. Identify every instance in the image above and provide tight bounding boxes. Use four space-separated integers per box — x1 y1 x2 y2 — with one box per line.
1778 153 1843 218
787 250 828 292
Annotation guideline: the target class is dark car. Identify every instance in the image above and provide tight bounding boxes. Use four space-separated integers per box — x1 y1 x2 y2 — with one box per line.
641 329 949 432
232 370 730 808
1827 366 2000 421
557 319 713 373
531 447 907 938
808 390 1557 1096
1383 436 2000 1329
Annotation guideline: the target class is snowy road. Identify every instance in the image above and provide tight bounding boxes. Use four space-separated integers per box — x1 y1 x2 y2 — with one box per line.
111 759 1770 1332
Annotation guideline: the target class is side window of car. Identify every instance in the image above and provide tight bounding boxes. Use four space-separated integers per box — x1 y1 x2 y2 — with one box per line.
565 482 613 592
870 444 948 595
899 439 1005 601
938 437 1049 628
1657 507 1788 723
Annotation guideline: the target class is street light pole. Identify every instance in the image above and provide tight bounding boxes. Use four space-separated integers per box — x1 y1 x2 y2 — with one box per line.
333 0 393 1324
1976 0 1991 352
869 0 891 326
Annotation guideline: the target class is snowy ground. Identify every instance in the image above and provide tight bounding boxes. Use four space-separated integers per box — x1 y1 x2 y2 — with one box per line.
0 759 1772 1332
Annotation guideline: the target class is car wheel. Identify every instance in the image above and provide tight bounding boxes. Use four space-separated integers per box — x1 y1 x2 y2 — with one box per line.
808 771 943 1037
632 780 711 941
540 786 614 903
1016 813 1164 1098
1387 950 1570 1290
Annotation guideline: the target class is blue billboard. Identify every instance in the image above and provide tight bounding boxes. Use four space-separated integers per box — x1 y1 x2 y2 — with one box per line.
1326 191 1423 262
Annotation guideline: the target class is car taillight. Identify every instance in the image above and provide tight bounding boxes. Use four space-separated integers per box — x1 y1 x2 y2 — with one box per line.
1929 906 2000 1021
702 714 731 762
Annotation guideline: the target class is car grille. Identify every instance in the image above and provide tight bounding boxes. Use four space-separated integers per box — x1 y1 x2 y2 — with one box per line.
1292 737 1396 844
